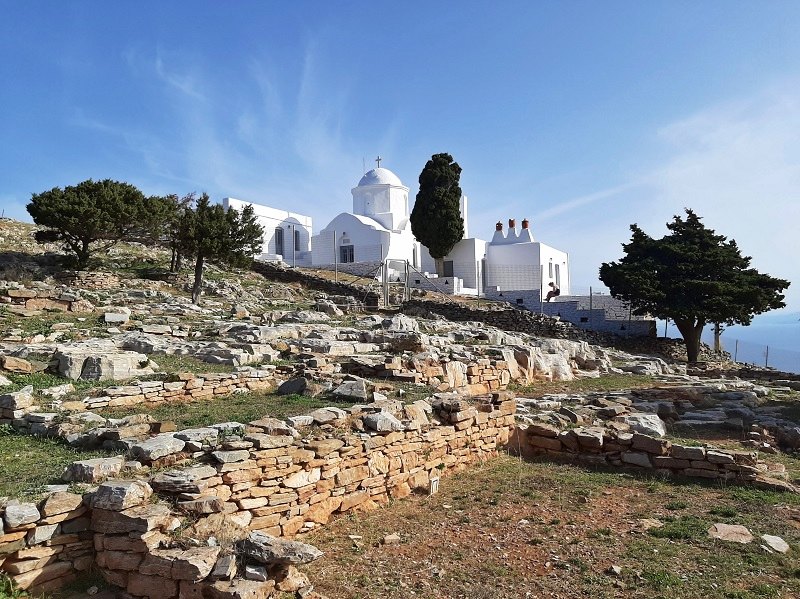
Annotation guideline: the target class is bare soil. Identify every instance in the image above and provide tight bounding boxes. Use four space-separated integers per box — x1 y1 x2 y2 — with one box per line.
300 454 800 599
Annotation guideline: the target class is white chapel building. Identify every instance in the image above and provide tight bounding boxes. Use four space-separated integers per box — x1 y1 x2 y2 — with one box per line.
311 162 421 270
226 159 571 302
222 197 313 266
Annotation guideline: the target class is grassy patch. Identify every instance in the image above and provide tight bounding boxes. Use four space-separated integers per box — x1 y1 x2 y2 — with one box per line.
98 391 349 429
3 371 113 394
150 354 243 375
0 311 105 337
0 426 110 499
650 515 709 540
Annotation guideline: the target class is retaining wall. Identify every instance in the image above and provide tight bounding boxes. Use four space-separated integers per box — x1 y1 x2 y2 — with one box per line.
0 395 516 596
251 261 381 308
518 423 789 486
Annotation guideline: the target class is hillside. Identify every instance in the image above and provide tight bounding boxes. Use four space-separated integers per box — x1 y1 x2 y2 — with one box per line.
0 218 799 599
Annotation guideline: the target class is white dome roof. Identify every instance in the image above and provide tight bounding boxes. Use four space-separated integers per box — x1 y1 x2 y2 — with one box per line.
357 167 403 187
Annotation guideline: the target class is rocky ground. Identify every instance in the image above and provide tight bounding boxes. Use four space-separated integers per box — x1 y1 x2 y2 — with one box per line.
1 217 800 598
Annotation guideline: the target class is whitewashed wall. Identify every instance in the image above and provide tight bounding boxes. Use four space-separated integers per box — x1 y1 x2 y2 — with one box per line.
222 198 312 264
420 238 487 291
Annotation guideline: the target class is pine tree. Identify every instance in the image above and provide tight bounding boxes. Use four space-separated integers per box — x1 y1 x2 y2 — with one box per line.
599 209 789 362
27 179 151 269
183 194 264 304
410 153 464 274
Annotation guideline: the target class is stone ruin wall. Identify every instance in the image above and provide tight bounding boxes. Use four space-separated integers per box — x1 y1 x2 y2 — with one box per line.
516 423 789 487
401 298 612 345
250 262 380 308
3 342 568 427
0 396 516 597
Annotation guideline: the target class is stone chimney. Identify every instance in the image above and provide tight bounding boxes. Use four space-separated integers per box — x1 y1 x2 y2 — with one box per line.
491 221 506 244
508 218 516 229
518 217 533 242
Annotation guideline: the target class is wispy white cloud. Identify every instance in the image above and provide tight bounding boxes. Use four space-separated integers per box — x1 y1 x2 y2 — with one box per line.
644 84 800 306
154 52 207 102
535 180 643 221
511 82 800 310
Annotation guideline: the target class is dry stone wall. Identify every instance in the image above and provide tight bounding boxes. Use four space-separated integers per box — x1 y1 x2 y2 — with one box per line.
519 424 791 489
402 298 611 344
251 261 380 308
0 395 516 596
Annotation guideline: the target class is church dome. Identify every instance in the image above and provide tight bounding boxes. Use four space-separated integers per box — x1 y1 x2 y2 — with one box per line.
357 167 403 187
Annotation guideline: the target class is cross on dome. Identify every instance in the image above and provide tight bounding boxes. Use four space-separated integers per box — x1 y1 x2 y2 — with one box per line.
375 155 382 168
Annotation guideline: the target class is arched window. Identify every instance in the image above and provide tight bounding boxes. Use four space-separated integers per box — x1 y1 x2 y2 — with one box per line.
274 227 284 256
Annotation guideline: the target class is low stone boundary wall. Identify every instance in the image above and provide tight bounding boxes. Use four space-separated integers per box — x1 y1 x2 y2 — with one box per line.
3 341 570 427
519 423 790 487
0 285 95 314
0 394 516 596
1 368 277 431
251 261 380 308
402 298 611 344
53 271 120 290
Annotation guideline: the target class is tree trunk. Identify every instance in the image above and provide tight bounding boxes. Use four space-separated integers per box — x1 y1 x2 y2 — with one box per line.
191 254 204 304
76 240 91 270
170 247 177 272
674 318 705 363
434 257 445 277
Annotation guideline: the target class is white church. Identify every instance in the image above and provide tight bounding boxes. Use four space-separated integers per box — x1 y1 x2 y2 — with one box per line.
223 159 570 300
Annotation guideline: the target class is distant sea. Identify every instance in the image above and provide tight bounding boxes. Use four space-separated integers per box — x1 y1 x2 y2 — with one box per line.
660 311 800 374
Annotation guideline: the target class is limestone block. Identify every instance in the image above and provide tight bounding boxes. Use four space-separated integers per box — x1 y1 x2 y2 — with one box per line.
708 523 754 544
127 572 178 598
529 436 562 451
238 531 323 565
131 434 185 462
25 523 59 544
706 450 736 465
671 444 706 460
151 465 218 493
621 452 652 468
4 502 41 529
363 412 404 432
140 546 220 581
210 554 237 580
631 433 670 455
0 356 33 374
92 480 153 511
11 560 73 590
340 490 370 512
615 413 667 437
283 468 321 489
90 504 173 534
98 550 143 571
527 422 561 438
179 496 224 514
0 386 34 410
651 456 691 470
245 433 294 450
304 438 344 457
204 579 276 599
575 427 604 450
212 450 251 464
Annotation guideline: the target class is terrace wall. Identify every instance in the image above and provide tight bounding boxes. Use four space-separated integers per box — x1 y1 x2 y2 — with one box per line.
0 395 516 596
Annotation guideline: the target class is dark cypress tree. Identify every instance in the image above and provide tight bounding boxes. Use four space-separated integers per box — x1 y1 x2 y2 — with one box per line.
410 153 464 274
600 209 789 363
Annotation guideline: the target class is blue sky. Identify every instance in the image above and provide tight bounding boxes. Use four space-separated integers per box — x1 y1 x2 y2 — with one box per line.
2 1 799 347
